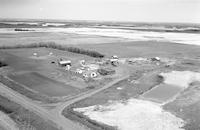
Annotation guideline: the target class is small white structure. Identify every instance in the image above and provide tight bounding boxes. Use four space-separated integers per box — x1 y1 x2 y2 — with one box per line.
112 55 118 59
110 58 118 62
151 57 161 61
110 59 119 66
76 69 83 74
110 55 119 66
80 60 86 66
80 67 85 70
65 65 71 71
83 73 89 78
117 87 123 90
83 71 98 78
155 57 160 61
58 60 71 67
91 72 97 78
33 53 37 56
49 52 53 56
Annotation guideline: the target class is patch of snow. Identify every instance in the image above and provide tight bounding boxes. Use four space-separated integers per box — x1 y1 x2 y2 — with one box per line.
62 27 200 46
117 87 123 90
160 71 200 88
129 57 148 62
42 23 66 27
74 99 184 130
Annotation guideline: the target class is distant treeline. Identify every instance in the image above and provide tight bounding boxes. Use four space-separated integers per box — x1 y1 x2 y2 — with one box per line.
14 28 35 31
0 42 105 58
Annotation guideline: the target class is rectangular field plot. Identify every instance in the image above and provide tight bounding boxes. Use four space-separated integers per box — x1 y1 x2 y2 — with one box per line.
9 72 80 97
141 84 182 103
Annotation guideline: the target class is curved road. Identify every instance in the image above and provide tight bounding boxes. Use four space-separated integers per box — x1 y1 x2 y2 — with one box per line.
0 83 86 130
0 74 129 130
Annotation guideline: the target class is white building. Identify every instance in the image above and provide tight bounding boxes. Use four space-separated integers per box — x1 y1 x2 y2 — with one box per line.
58 60 71 67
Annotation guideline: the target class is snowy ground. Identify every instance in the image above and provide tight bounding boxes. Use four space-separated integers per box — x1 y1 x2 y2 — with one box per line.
74 71 200 130
0 27 200 45
160 71 200 88
74 99 184 130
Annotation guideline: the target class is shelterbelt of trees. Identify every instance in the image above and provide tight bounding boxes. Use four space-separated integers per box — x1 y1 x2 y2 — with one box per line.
0 42 105 58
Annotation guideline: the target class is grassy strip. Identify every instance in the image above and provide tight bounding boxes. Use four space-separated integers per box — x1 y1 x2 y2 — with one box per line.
0 75 60 103
0 95 59 130
0 42 105 58
62 106 116 130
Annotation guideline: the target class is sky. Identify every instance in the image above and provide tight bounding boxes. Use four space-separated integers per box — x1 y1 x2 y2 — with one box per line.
0 0 200 23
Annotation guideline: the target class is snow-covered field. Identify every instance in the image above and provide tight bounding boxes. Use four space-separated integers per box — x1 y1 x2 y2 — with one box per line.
160 71 200 88
0 27 200 46
62 28 200 46
74 71 200 130
74 99 184 130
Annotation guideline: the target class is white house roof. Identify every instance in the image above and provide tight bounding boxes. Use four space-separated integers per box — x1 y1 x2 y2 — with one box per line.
112 55 118 59
110 59 118 62
59 60 71 65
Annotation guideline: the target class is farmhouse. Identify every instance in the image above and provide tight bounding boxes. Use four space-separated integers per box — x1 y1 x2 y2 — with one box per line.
112 55 118 59
58 60 72 67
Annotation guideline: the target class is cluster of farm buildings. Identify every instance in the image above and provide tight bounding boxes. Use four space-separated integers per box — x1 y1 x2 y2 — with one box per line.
32 51 174 81
57 55 119 79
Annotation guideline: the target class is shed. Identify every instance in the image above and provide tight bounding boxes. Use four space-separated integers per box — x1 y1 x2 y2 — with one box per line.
58 60 71 67
112 55 118 59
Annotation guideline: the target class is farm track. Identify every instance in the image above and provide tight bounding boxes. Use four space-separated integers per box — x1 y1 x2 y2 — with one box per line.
0 111 18 130
0 74 129 130
0 83 86 130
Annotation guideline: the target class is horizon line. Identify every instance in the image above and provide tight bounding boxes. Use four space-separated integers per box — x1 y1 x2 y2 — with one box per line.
0 17 200 25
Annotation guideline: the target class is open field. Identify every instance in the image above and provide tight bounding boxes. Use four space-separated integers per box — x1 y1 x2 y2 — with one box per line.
0 46 121 103
0 31 131 46
164 82 200 130
0 95 59 130
1 28 200 130
8 72 79 97
0 47 99 103
74 41 200 58
62 41 200 130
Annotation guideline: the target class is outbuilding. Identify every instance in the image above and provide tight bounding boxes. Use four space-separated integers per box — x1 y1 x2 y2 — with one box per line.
58 60 72 67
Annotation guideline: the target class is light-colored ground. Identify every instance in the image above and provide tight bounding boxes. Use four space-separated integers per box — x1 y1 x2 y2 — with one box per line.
74 99 184 130
73 71 200 130
1 30 200 130
0 111 19 130
0 68 128 130
160 71 200 88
